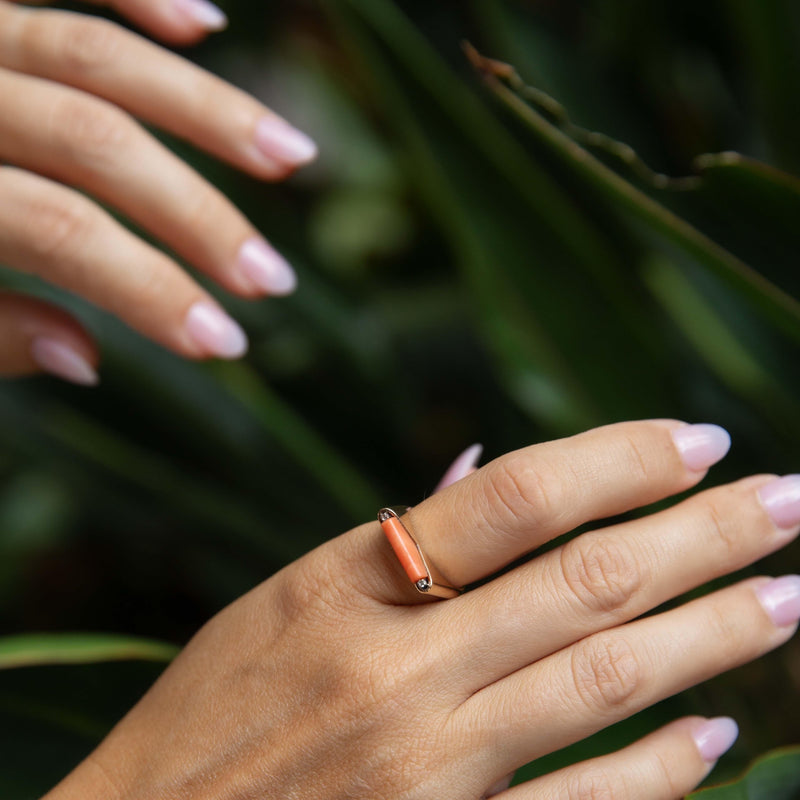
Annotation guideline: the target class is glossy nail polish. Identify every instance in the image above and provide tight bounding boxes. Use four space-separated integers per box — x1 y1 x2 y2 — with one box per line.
435 444 483 492
672 424 731 471
185 302 248 359
756 575 800 627
173 0 228 30
237 238 297 296
693 717 738 762
31 337 99 386
255 116 318 167
758 475 800 529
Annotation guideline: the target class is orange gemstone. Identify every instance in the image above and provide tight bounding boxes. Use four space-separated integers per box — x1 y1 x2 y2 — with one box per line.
381 516 428 584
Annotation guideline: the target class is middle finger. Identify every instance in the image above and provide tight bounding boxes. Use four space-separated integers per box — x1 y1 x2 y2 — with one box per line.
436 472 800 687
0 67 296 297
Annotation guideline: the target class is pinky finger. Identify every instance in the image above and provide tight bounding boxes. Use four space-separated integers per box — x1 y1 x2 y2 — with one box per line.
0 291 99 385
497 716 738 800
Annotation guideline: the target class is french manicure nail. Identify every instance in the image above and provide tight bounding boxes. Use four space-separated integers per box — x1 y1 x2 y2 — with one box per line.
758 475 800 529
756 575 800 627
693 717 738 762
237 238 297 296
672 424 731 471
173 0 228 30
255 116 318 166
185 302 248 359
31 337 99 387
435 444 483 493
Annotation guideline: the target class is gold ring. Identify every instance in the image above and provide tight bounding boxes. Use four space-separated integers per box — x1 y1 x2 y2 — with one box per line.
378 507 462 599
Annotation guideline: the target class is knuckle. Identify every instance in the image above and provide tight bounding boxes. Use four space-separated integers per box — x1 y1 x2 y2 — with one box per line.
560 534 642 615
24 194 92 260
704 598 746 660
59 17 124 73
571 635 643 714
620 431 653 483
182 185 228 233
484 454 559 529
698 486 750 557
563 768 615 800
51 95 131 170
652 748 682 798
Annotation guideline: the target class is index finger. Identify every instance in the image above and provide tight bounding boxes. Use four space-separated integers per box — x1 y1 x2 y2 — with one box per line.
381 420 732 597
0 3 317 179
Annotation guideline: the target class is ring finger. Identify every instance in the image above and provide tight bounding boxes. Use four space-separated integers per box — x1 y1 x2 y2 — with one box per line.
460 575 800 778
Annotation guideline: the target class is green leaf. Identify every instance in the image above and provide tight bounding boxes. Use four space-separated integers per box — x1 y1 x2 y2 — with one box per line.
0 634 179 669
325 0 679 431
468 49 800 345
689 747 800 798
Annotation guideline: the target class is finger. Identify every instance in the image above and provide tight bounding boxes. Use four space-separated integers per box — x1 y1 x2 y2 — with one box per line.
0 166 247 359
438 472 800 685
0 68 296 297
434 444 483 493
463 576 800 775
85 0 227 46
0 4 318 178
496 717 738 800
369 420 732 599
0 291 98 384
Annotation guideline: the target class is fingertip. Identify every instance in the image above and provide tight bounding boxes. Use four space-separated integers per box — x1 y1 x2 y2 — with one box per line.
182 301 248 360
31 336 100 386
435 443 483 493
672 423 731 473
691 716 739 764
109 0 227 47
0 292 101 386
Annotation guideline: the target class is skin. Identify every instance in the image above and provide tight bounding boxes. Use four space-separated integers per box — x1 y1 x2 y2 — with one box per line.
43 420 799 799
0 0 312 374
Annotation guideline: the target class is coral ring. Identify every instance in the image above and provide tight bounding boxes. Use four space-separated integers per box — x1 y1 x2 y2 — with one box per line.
378 507 462 599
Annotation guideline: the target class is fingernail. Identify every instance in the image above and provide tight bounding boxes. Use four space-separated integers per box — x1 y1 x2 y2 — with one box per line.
31 337 99 387
184 302 248 359
435 444 483 492
672 423 731 471
255 116 318 166
173 0 228 30
756 575 800 627
758 475 800 529
237 238 297 296
693 717 738 762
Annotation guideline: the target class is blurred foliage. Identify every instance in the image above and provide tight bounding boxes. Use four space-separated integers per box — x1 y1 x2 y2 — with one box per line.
689 747 800 798
1 0 799 795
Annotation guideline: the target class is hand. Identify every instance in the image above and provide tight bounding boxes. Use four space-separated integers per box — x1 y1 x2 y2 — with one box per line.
0 0 316 385
45 421 800 799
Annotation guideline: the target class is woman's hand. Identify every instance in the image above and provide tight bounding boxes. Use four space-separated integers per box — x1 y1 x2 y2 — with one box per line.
46 421 800 799
0 0 316 385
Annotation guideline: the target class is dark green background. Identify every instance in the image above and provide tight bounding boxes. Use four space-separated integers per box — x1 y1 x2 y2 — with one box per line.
1 0 799 795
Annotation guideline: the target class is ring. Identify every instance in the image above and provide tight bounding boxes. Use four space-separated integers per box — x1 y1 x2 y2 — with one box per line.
378 507 462 599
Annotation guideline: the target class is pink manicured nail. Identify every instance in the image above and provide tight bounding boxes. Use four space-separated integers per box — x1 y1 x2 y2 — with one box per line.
237 238 297 296
693 717 738 762
173 0 228 29
435 444 483 493
185 302 248 359
672 424 731 471
255 117 318 166
756 575 800 627
31 337 98 387
758 475 800 529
